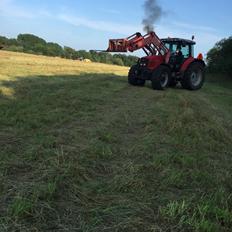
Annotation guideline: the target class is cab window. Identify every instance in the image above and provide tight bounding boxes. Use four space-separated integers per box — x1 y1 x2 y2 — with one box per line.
165 42 192 58
165 43 178 54
181 45 190 58
164 43 170 50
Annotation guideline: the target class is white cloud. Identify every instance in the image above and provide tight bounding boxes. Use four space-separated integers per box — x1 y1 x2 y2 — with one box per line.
38 10 53 18
0 0 34 18
172 21 216 32
58 14 141 35
57 13 222 55
0 0 11 7
0 0 53 19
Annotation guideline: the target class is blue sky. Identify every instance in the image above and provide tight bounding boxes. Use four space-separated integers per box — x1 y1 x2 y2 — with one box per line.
0 0 231 57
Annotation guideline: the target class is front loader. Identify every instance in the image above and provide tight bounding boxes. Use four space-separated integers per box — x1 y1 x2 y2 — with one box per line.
106 31 205 90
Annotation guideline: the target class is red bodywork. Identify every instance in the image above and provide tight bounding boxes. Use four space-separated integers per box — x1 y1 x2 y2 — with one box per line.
104 31 206 90
106 31 202 75
107 32 170 68
145 56 165 70
180 57 195 72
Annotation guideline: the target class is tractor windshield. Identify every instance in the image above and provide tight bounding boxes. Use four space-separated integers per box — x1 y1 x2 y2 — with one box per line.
164 42 193 58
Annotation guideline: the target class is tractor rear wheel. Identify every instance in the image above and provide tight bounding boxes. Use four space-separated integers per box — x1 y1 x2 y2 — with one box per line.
181 62 205 90
128 65 145 86
151 66 171 90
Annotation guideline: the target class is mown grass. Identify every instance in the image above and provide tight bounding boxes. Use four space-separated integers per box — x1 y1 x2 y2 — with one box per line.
0 51 232 231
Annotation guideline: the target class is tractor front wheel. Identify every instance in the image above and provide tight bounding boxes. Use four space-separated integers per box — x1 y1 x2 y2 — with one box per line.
128 65 145 86
181 62 205 90
151 66 171 90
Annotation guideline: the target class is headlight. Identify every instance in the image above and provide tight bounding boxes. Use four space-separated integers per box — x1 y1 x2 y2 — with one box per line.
140 62 147 67
139 58 148 67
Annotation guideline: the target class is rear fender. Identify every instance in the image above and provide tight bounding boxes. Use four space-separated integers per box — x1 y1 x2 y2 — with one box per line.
181 58 206 72
180 58 206 78
180 57 195 72
193 59 206 68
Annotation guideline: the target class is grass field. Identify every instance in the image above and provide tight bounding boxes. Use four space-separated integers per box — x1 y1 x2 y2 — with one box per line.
0 51 232 232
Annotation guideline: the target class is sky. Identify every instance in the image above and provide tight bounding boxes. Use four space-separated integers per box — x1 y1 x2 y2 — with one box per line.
0 0 231 57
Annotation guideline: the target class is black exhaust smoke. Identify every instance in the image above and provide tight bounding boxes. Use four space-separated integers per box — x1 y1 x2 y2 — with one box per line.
142 0 164 32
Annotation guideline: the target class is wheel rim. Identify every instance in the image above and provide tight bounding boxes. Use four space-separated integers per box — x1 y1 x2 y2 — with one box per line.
191 71 202 87
160 72 169 88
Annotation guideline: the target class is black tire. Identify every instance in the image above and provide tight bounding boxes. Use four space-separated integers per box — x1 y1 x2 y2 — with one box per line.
181 62 205 90
151 65 171 90
128 65 145 86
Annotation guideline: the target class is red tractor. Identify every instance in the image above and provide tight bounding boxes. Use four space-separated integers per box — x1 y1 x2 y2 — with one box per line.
106 32 205 90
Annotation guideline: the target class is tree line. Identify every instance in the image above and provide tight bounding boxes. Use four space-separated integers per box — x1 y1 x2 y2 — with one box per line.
1 33 231 75
206 36 232 77
0 34 138 67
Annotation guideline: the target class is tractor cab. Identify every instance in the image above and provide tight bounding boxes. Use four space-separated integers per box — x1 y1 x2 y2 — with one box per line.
161 38 196 71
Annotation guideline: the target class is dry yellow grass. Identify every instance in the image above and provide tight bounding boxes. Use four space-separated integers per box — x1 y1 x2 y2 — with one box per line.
0 51 129 99
0 50 128 80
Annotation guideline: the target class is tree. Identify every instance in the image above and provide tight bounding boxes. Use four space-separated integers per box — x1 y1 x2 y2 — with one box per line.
64 46 76 59
0 33 140 66
207 36 232 77
17 34 46 52
90 51 100 62
0 36 19 48
113 57 124 66
77 50 92 60
0 36 8 49
46 42 64 57
6 45 24 52
33 43 47 55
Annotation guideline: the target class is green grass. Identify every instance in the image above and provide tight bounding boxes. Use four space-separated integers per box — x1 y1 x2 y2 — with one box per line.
0 51 232 231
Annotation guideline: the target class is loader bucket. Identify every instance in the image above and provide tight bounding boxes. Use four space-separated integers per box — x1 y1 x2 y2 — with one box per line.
106 33 143 53
107 39 128 52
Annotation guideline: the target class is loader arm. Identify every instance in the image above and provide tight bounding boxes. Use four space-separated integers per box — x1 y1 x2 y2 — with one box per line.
107 31 170 58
